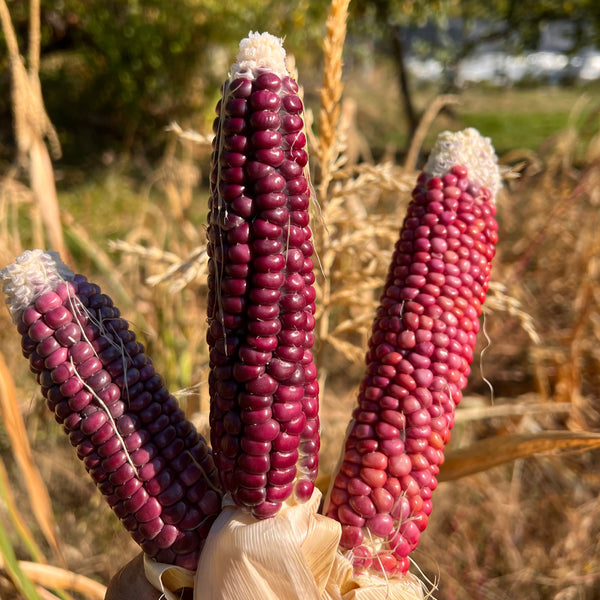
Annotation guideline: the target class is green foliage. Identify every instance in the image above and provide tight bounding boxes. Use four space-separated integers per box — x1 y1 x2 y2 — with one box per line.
0 0 330 162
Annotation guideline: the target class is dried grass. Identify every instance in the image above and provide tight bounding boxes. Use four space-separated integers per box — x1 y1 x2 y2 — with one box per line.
0 0 599 597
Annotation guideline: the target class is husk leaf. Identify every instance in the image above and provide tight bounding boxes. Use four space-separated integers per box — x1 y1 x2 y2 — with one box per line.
144 489 424 600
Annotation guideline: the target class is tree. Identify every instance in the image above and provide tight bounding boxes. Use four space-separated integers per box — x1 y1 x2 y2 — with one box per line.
349 0 600 147
0 0 331 160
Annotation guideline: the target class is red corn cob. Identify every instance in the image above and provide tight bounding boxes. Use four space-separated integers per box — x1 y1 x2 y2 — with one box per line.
206 32 319 518
1 250 223 570
325 128 500 576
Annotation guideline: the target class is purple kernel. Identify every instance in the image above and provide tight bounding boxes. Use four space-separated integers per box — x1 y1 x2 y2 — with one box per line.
267 484 293 502
109 462 135 486
272 432 299 452
136 497 162 523
22 305 42 325
86 369 110 392
249 89 281 110
35 291 62 313
366 514 395 538
337 504 365 527
153 425 177 448
77 356 102 379
154 524 179 549
255 72 282 91
124 429 150 453
282 94 303 114
101 450 127 473
54 323 81 348
251 130 282 150
254 148 285 167
235 487 266 507
36 336 61 358
145 471 175 500
157 480 185 507
245 160 273 181
238 393 271 410
124 487 149 514
268 466 296 486
138 516 164 541
80 410 108 435
247 319 281 336
236 470 268 489
272 401 302 422
250 110 281 130
252 501 281 518
43 305 72 329
44 347 68 370
238 453 270 474
245 419 280 442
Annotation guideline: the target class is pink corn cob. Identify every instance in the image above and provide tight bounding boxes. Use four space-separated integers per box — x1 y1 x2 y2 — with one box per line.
325 129 500 576
1 250 223 570
206 32 319 518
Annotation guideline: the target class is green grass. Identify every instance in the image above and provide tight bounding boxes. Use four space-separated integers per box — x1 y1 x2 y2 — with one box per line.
459 110 570 154
343 62 600 158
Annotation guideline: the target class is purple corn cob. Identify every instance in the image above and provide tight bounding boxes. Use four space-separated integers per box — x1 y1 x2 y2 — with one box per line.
325 129 500 576
206 32 319 518
1 250 223 570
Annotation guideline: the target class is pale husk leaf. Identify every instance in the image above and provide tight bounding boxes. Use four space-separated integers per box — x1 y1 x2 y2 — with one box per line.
144 489 425 600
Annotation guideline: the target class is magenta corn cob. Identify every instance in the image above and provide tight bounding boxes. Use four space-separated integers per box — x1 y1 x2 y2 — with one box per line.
325 129 500 576
206 32 319 518
1 250 223 570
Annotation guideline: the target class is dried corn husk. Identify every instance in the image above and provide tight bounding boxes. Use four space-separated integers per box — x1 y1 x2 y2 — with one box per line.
144 489 424 600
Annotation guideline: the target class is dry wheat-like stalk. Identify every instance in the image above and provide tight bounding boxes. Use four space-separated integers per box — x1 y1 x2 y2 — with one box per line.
484 281 540 345
0 350 63 562
318 0 350 196
0 0 66 260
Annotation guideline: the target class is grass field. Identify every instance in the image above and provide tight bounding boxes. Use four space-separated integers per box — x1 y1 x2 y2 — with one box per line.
1 25 600 600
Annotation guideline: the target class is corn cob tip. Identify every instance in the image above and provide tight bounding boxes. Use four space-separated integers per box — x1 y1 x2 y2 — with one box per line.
424 127 501 199
231 31 288 80
1 249 74 324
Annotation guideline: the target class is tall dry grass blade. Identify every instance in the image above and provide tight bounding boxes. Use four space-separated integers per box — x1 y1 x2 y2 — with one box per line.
318 0 350 196
0 516 43 600
9 562 106 600
0 350 62 562
64 218 151 333
0 0 66 258
454 398 572 423
29 137 66 258
438 431 600 482
28 0 40 75
403 94 459 173
0 456 46 564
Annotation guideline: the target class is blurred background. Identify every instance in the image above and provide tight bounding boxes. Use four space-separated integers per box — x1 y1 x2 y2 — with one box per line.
0 1 600 599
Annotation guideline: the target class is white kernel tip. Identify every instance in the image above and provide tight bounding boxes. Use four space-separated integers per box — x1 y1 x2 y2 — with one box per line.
425 127 501 199
0 249 74 323
230 31 288 80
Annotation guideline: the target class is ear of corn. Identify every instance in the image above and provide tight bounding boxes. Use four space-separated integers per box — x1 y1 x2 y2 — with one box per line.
1 249 223 571
206 31 319 518
325 128 500 577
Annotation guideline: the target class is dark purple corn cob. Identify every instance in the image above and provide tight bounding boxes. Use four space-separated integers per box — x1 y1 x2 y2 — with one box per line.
1 250 223 570
325 129 501 576
206 32 319 518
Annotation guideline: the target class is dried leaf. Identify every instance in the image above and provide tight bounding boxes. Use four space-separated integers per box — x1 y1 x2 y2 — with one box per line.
0 350 62 561
0 456 45 563
11 562 106 600
439 431 600 482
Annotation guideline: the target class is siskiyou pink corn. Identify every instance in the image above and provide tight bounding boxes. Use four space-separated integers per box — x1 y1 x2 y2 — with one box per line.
1 250 222 571
206 32 319 518
325 128 501 576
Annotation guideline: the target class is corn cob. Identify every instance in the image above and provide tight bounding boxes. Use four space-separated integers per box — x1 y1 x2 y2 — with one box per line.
1 250 223 571
325 128 500 576
206 32 319 518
